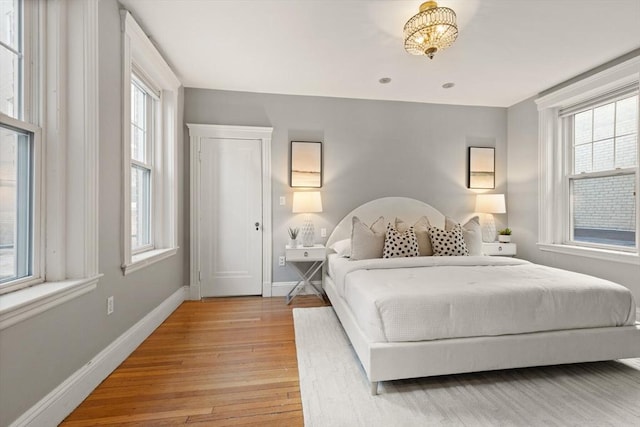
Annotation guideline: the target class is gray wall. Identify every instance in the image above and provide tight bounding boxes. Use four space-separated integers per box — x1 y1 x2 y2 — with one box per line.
184 88 508 283
507 97 640 299
0 2 186 425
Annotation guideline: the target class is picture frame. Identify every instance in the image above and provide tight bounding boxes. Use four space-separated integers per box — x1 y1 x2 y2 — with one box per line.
467 147 495 189
290 141 322 188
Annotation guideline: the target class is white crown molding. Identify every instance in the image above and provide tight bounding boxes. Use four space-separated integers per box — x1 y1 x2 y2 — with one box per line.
536 56 640 109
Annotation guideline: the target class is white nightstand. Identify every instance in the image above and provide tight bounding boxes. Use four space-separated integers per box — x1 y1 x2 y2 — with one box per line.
285 244 326 304
482 242 517 257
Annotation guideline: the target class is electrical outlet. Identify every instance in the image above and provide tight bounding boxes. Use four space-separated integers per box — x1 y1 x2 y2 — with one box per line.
320 228 327 237
107 296 114 315
279 256 286 266
279 196 286 206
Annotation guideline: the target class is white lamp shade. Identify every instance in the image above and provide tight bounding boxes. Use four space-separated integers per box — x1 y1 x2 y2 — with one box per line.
292 191 323 213
475 194 506 214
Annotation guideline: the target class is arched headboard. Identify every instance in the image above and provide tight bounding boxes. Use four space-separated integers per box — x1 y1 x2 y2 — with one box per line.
326 197 446 249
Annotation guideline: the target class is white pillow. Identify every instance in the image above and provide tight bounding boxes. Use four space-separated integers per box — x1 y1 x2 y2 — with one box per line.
383 223 419 258
350 216 385 260
396 216 433 256
330 239 351 258
446 216 482 256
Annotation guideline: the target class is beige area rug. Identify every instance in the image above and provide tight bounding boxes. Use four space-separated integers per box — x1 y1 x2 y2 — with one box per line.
293 307 640 427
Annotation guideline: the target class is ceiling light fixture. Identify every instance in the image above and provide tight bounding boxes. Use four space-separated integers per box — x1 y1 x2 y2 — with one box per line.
442 82 455 89
404 1 458 60
379 77 392 84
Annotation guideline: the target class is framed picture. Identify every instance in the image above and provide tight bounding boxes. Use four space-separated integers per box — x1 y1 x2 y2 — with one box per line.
290 141 322 188
467 147 495 189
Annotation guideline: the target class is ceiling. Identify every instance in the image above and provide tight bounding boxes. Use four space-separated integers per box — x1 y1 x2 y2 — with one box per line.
119 0 640 108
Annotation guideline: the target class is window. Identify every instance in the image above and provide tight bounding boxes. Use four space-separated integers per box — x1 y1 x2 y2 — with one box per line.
1 0 100 329
121 11 179 275
0 0 42 294
536 56 640 264
1 0 21 120
130 75 157 253
565 94 637 249
0 123 33 285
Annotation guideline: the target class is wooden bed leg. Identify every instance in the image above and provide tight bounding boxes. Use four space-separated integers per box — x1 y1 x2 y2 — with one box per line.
370 381 379 396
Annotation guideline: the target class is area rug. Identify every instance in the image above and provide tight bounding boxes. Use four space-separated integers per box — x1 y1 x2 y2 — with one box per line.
293 307 640 427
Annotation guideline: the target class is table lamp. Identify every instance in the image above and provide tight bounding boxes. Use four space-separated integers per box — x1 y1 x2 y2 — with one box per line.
292 191 323 247
475 193 506 242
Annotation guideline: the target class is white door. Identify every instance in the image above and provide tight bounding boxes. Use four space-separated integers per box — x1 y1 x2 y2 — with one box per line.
200 137 262 296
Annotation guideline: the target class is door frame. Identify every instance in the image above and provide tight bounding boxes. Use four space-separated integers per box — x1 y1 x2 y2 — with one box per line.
187 124 273 300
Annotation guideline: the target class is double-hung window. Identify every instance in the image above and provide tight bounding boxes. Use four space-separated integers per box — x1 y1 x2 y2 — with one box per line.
121 11 179 275
0 0 42 294
130 74 158 253
1 0 100 329
537 57 640 263
564 90 638 250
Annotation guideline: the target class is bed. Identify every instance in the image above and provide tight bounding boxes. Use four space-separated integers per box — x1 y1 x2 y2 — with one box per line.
323 197 640 395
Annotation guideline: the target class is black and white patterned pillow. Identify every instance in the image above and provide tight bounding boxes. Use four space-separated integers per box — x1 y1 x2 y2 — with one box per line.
383 223 419 258
428 224 469 256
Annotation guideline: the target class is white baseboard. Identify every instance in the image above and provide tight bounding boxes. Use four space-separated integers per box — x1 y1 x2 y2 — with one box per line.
270 281 322 297
10 285 189 427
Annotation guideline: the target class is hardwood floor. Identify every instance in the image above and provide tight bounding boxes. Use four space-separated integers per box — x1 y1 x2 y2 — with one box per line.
61 296 329 426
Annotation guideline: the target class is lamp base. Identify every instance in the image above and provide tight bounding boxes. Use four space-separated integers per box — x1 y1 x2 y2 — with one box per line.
481 214 497 243
301 217 315 247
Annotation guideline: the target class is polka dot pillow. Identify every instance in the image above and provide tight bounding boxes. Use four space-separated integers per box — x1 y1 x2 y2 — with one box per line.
428 224 469 256
383 223 419 258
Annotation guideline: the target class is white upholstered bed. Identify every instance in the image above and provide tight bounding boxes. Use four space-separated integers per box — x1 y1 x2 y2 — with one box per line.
323 197 640 395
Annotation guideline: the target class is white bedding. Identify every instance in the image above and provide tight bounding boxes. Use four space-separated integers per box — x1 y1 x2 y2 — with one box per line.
327 255 636 343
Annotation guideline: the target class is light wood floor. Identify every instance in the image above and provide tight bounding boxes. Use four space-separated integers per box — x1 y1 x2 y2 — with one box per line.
61 295 329 426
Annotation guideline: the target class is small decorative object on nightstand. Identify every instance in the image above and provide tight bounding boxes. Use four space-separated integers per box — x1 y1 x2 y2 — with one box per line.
285 244 326 304
498 228 512 243
482 242 516 257
287 227 299 248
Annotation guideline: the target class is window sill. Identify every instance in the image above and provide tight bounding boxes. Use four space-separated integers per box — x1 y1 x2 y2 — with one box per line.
0 275 101 330
537 243 639 265
122 247 178 275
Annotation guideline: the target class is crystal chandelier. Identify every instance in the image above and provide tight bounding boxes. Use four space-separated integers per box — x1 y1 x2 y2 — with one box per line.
404 1 458 60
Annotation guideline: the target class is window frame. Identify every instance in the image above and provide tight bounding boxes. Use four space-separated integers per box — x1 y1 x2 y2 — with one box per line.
0 0 101 330
536 56 640 265
121 10 180 275
130 73 158 254
0 113 42 294
0 0 44 295
563 92 638 252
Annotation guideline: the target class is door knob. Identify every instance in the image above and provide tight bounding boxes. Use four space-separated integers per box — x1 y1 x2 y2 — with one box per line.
255 222 260 231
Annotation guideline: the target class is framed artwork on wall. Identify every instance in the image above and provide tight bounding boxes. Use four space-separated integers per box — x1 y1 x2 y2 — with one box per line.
290 141 322 188
468 146 495 189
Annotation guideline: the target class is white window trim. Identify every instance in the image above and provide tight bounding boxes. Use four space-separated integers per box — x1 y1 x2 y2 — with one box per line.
536 55 640 265
121 10 180 275
0 0 101 330
0 113 42 294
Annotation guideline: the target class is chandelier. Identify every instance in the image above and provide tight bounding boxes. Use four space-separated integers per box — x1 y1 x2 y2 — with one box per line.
403 1 458 60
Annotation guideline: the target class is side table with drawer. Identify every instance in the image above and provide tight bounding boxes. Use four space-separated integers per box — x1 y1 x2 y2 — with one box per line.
482 242 517 257
285 244 326 304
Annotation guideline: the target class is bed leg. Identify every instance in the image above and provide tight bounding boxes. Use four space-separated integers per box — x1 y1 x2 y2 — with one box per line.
370 381 379 396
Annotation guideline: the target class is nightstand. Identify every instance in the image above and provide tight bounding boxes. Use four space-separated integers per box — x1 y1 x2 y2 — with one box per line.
285 244 326 304
482 242 517 257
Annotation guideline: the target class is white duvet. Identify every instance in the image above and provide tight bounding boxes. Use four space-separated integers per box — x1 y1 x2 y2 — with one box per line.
327 255 636 343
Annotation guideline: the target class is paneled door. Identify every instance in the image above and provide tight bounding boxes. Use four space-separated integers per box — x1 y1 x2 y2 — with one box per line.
200 137 262 296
